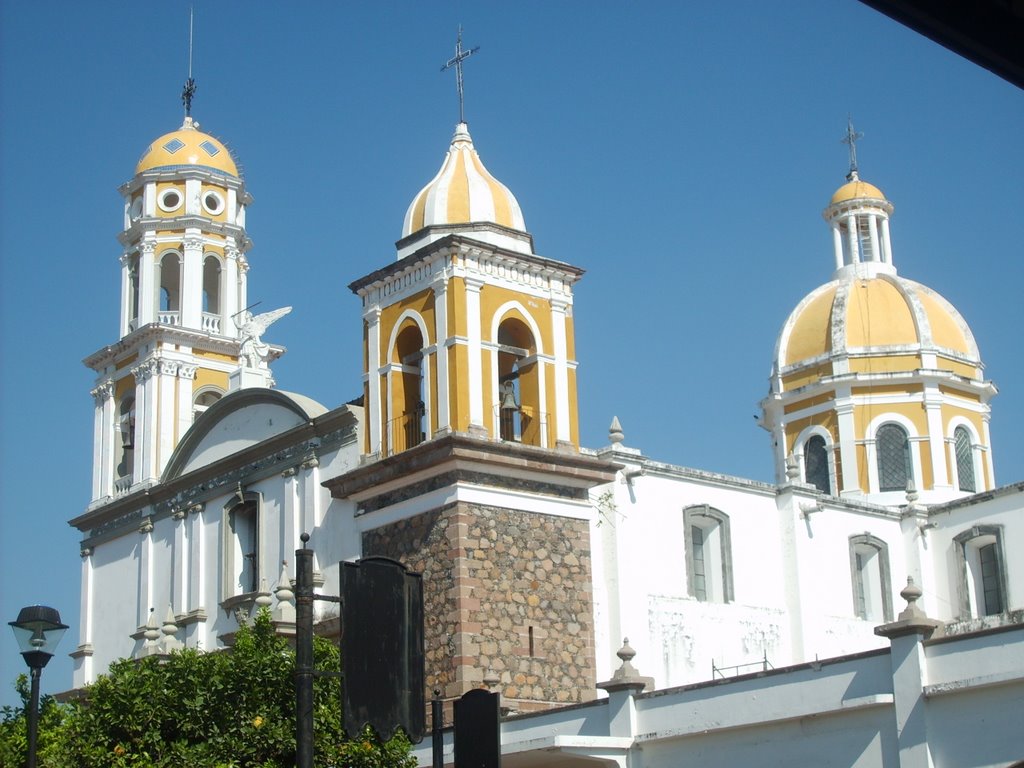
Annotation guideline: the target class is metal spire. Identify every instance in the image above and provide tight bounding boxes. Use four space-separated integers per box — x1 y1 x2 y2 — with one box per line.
181 5 197 118
840 115 864 180
440 25 480 124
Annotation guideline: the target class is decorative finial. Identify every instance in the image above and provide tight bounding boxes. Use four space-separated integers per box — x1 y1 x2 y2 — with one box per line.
300 532 310 545
182 5 197 117
785 453 801 482
441 25 480 125
840 115 864 181
609 416 624 445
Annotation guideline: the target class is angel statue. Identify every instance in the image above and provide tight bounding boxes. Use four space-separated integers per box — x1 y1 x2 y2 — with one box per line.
235 306 292 369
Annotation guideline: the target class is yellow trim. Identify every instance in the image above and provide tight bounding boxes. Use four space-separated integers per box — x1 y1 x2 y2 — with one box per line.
781 362 833 391
783 392 834 415
784 287 836 365
847 355 921 374
830 179 886 204
447 150 470 224
470 151 512 228
410 188 428 233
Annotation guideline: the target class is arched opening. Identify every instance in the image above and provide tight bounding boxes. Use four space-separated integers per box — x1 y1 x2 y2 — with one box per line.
388 321 425 454
202 254 221 315
227 499 260 596
158 251 181 323
193 389 223 420
497 316 541 445
876 423 912 492
953 426 976 493
116 396 135 483
803 434 831 493
849 534 893 622
683 505 734 603
955 526 1006 618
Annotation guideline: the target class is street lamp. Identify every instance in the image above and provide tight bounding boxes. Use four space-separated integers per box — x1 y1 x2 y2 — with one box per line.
9 605 67 768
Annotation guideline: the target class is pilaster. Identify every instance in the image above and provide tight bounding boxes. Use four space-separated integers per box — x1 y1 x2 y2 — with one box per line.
432 276 451 433
550 298 572 446
464 276 486 434
366 306 383 454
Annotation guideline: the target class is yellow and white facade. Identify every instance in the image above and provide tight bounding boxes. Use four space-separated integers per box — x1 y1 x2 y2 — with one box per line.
761 171 996 503
84 116 280 504
351 122 581 457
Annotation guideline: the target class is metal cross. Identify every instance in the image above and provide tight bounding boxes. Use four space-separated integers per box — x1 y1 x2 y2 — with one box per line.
182 5 196 117
841 116 864 177
441 25 480 124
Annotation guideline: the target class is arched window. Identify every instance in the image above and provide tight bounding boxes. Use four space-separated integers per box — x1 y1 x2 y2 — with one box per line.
497 316 541 445
158 252 181 320
954 525 1007 618
804 434 831 493
683 506 733 603
202 254 221 314
388 321 425 454
116 396 135 481
225 498 260 597
193 389 223 420
849 535 893 622
953 426 976 493
876 423 912 492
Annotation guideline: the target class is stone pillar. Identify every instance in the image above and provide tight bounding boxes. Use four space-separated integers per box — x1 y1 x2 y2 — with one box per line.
138 240 157 326
180 232 204 329
923 387 948 490
880 217 893 264
875 578 942 768
138 517 155 630
365 306 383 454
76 547 94 682
831 222 844 270
835 398 860 495
550 298 572 448
157 358 179 472
846 215 860 264
173 506 189 617
91 379 114 500
188 503 206 623
867 214 881 263
223 245 241 337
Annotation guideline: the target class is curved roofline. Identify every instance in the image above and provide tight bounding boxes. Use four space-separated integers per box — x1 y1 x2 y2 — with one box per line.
162 388 327 481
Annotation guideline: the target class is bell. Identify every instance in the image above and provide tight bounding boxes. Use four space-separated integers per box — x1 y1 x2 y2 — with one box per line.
500 381 518 410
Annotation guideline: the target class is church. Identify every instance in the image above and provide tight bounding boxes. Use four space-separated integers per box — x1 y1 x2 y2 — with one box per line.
68 73 1022 764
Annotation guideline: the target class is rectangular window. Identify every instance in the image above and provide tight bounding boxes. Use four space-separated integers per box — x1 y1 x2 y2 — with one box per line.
691 525 707 601
979 543 1004 615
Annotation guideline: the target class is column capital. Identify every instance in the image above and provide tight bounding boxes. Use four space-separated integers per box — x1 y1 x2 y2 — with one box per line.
364 306 382 324
182 235 205 251
139 240 157 255
464 275 485 292
131 357 160 382
177 364 198 380
91 379 114 403
80 546 94 558
139 517 154 534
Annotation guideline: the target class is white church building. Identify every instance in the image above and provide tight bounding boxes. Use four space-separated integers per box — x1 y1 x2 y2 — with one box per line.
69 95 1023 766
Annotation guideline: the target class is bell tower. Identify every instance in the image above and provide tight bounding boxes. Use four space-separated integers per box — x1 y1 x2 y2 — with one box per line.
84 98 283 506
328 119 617 712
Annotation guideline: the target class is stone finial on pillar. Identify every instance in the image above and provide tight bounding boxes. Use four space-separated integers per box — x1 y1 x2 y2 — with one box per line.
273 562 296 623
161 605 182 652
785 453 801 483
597 638 654 694
875 577 943 639
249 579 273 622
138 607 162 657
609 416 624 445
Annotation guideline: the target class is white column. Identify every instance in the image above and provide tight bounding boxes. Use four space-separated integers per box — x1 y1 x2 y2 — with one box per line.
223 246 240 337
132 358 161 483
366 306 382 454
177 364 197 442
831 223 844 270
432 277 451 433
226 188 238 225
120 252 133 336
237 255 249 320
143 181 156 217
173 508 188 614
867 214 881 263
91 380 114 500
185 178 201 216
880 217 893 265
550 298 571 446
157 359 179 474
835 399 860 495
845 215 860 264
281 467 299 565
181 232 204 329
301 456 321 532
188 503 205 619
78 547 94 681
137 240 157 326
465 276 485 431
981 413 994 490
139 517 155 628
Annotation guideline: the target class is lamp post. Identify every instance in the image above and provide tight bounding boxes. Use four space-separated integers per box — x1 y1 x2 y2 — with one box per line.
9 605 68 768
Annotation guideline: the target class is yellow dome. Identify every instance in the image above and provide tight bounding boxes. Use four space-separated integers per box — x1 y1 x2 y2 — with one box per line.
136 117 238 177
779 275 978 372
403 123 525 237
830 178 886 205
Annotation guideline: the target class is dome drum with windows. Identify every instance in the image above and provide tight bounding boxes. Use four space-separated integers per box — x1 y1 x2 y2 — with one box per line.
761 171 997 503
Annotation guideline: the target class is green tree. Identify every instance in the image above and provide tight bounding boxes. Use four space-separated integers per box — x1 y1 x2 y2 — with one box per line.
0 612 417 768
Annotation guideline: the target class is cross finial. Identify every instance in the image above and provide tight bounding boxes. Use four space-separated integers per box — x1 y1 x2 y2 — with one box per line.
441 25 480 124
182 5 197 117
840 115 864 181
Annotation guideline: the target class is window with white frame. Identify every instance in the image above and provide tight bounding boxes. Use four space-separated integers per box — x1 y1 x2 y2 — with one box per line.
955 525 1007 618
953 426 976 493
804 434 831 494
849 534 893 622
876 422 912 492
683 505 733 603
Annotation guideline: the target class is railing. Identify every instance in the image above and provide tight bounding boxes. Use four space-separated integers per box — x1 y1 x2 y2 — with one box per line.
494 405 555 448
157 311 180 326
383 407 426 457
201 313 221 334
113 476 133 496
712 652 774 679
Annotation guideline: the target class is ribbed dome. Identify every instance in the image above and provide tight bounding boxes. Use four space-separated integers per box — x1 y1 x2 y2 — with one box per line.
830 177 886 205
136 117 238 177
777 274 979 373
402 123 525 238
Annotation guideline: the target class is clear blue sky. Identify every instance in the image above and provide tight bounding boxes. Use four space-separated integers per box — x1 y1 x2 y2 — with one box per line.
1 2 1021 705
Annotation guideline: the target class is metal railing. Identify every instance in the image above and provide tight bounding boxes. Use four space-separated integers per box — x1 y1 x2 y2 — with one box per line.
712 652 774 679
495 405 554 448
384 407 426 457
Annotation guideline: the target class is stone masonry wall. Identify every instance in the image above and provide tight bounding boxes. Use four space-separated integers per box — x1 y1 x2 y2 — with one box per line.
362 501 595 711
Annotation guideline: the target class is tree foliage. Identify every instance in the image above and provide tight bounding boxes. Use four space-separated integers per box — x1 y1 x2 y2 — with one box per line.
0 612 418 768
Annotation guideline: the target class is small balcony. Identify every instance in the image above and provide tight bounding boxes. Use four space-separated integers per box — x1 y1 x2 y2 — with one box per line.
157 311 180 326
383 407 426 457
201 312 221 334
496 404 554 448
113 476 133 496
